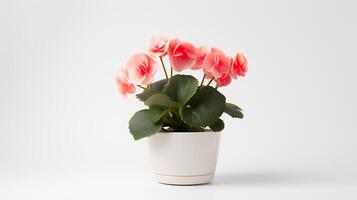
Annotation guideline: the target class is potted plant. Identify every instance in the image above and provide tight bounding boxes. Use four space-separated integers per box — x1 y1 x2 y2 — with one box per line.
115 35 248 185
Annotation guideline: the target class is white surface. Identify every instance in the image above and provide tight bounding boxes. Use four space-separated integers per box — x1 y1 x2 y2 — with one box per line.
149 132 220 185
1 170 357 200
1 0 357 199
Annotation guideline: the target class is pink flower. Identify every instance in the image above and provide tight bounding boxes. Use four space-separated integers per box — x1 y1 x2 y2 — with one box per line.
192 46 209 70
231 52 248 78
203 50 231 79
167 39 197 72
115 69 136 97
216 73 232 87
215 56 233 87
193 46 223 70
148 35 169 57
125 53 158 85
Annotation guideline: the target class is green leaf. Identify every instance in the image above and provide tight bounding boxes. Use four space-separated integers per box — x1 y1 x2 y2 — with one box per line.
162 111 191 132
144 93 177 107
163 75 198 104
224 103 244 118
136 79 168 102
209 118 225 131
129 109 162 140
148 105 167 123
180 86 226 127
227 103 242 111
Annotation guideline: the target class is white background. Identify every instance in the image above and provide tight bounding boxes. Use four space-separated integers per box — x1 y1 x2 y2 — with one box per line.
1 0 357 199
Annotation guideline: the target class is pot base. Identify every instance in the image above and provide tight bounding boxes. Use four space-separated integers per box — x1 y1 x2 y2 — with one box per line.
154 173 214 185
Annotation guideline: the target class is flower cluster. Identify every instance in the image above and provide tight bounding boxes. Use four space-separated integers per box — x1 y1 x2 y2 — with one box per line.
115 35 248 96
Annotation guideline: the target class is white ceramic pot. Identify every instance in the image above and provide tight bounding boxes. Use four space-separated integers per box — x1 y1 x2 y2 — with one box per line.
148 131 221 185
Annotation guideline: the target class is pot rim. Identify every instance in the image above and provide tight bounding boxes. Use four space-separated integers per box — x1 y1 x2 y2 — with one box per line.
157 131 221 135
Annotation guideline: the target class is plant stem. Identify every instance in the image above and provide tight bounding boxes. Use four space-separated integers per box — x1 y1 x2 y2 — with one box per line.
215 83 219 89
207 78 214 86
159 56 169 80
170 66 173 77
137 85 146 90
200 75 206 86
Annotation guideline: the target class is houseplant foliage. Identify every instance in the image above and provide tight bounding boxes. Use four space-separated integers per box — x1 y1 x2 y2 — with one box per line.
116 35 248 140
